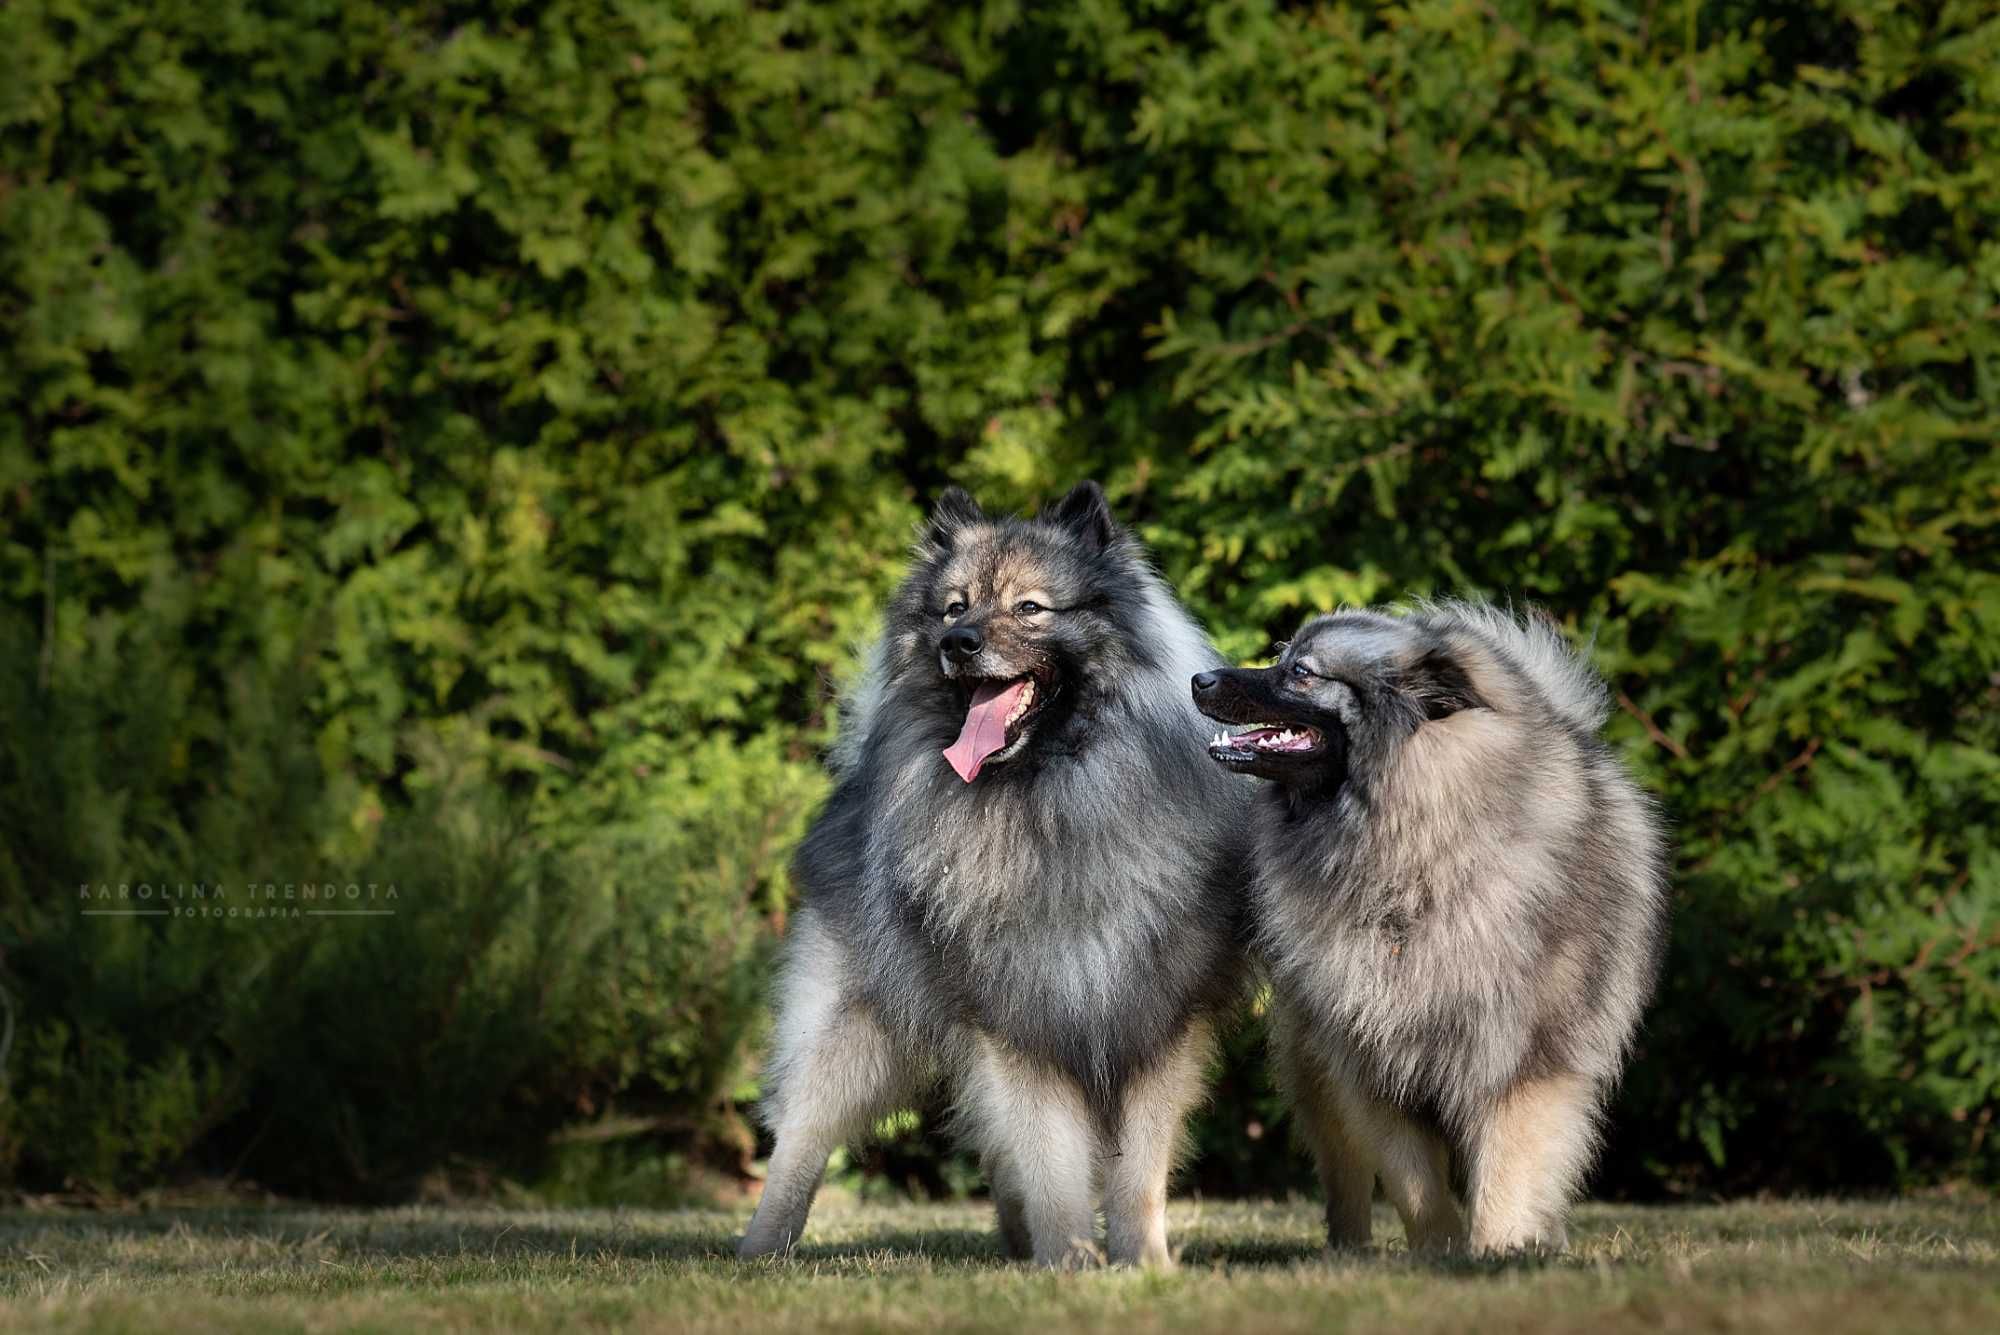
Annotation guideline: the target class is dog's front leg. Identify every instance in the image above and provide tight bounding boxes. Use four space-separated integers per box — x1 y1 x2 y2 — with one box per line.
963 1035 1098 1268
1466 1071 1598 1255
1270 1015 1376 1249
1102 1018 1214 1267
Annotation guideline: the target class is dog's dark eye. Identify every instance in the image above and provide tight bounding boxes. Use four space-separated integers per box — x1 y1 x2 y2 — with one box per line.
1289 662 1312 680
945 601 967 619
1016 600 1042 615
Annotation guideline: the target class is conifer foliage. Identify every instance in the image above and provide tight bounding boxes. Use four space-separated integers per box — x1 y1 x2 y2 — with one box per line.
2 1 1994 1195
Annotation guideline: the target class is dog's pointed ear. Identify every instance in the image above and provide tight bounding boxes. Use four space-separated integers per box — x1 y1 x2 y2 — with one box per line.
1040 480 1117 552
1402 646 1487 721
923 486 984 554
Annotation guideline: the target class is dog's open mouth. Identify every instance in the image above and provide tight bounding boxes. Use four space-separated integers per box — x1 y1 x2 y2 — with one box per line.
1208 723 1325 765
943 670 1057 783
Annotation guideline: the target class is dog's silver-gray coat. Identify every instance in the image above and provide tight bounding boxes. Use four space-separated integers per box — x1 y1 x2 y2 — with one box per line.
738 483 1249 1267
1245 602 1670 1253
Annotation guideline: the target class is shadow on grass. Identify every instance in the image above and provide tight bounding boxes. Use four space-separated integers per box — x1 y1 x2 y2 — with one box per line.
0 1210 728 1264
0 1209 1031 1269
1175 1237 1325 1268
1178 1237 1583 1274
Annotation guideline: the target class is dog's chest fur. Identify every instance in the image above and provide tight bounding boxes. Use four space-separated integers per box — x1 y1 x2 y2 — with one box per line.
832 706 1246 1117
1252 791 1551 1130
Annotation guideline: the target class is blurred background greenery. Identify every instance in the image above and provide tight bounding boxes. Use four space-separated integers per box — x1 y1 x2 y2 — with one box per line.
1 0 1995 1205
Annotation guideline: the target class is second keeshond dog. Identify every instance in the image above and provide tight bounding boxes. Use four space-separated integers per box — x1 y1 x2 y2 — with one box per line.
1193 600 1670 1254
738 481 1250 1268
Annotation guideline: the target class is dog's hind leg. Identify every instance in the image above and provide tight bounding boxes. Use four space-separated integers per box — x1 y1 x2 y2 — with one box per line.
1332 1084 1464 1251
739 912 910 1260
984 1154 1034 1260
1103 1018 1214 1268
962 1034 1099 1269
1466 1071 1599 1255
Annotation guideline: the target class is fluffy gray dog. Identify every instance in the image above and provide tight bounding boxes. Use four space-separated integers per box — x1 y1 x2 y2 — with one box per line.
738 482 1250 1267
1193 600 1669 1254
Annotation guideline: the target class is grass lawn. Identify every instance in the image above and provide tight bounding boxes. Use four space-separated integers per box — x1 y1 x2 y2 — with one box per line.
2 1196 1996 1333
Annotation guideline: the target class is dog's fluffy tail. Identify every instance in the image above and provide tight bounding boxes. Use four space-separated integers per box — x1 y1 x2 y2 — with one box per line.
1432 598 1613 734
826 633 891 779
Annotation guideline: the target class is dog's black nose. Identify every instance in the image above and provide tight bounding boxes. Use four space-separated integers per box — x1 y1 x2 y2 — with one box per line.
1191 671 1218 694
942 625 985 662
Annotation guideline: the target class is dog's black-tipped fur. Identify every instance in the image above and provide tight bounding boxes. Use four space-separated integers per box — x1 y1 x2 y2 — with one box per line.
1200 599 1670 1255
741 482 1252 1268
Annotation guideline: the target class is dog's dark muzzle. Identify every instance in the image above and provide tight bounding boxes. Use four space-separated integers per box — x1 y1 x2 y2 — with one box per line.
1193 667 1348 785
1191 667 1282 726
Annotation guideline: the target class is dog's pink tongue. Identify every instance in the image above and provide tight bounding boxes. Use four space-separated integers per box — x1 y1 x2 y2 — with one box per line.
943 678 1028 783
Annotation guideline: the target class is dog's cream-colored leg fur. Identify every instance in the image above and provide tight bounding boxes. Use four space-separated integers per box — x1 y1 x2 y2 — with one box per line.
1467 1072 1598 1254
739 913 911 1259
1103 1018 1213 1267
1274 1044 1376 1247
962 1035 1099 1268
1330 1081 1465 1251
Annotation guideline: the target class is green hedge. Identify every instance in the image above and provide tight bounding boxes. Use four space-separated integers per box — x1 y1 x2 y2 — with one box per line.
2 0 1995 1198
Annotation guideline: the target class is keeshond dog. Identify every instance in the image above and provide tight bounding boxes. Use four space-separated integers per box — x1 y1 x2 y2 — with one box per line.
1192 601 1669 1254
738 482 1250 1268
